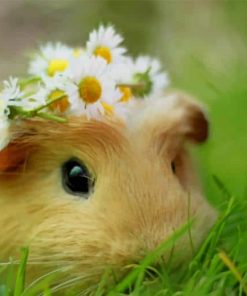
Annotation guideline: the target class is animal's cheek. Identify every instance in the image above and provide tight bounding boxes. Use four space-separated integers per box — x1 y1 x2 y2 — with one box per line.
23 209 124 282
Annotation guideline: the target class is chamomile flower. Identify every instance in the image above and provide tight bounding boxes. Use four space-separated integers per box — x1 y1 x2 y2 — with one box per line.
110 55 169 102
1 77 24 106
35 74 77 114
0 97 10 150
86 25 126 64
29 43 73 77
67 55 122 119
1 77 45 111
130 56 169 98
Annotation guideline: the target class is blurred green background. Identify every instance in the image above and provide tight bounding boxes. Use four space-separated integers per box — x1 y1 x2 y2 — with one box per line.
0 0 246 205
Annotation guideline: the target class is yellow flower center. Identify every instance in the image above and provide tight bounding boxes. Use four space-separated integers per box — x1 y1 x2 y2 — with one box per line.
47 59 69 76
119 86 132 102
101 102 114 115
94 46 112 63
48 89 70 113
79 77 102 104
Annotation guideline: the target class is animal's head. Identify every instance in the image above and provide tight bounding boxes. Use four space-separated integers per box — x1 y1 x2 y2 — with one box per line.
0 92 216 287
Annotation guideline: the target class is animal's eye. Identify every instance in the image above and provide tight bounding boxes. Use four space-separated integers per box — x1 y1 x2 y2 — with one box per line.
62 159 94 197
171 161 176 174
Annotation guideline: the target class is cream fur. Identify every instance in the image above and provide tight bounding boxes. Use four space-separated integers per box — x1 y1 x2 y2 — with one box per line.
0 93 217 289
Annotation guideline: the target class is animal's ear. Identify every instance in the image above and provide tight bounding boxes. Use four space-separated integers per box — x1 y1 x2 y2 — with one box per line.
170 92 209 144
0 143 26 171
0 122 35 172
134 91 209 154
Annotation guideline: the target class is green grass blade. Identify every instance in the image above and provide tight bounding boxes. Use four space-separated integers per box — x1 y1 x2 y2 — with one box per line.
13 248 29 296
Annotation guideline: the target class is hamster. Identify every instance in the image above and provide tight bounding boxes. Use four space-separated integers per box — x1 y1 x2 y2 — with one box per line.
0 92 217 289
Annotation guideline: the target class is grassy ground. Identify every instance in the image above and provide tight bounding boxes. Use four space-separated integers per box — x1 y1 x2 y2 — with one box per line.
0 0 247 295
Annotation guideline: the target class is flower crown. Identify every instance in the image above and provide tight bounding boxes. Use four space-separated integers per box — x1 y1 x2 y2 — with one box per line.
0 25 169 151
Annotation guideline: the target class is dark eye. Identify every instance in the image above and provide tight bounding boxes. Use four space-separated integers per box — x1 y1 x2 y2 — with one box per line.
62 159 94 197
171 161 176 174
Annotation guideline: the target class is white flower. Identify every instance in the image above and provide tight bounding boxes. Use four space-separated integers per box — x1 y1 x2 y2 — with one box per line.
107 55 169 101
86 25 126 64
0 77 37 110
67 55 122 119
1 77 25 108
0 98 10 150
35 74 78 114
130 56 169 98
28 43 73 77
1 77 44 111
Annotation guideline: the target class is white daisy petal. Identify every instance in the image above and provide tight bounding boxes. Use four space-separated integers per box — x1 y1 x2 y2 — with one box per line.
0 98 10 150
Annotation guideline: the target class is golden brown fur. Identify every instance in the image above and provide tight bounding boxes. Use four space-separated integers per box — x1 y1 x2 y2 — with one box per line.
0 92 217 290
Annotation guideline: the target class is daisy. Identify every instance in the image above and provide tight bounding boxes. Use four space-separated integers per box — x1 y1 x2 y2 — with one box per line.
0 96 10 150
130 56 169 98
35 74 78 114
0 77 40 110
86 25 126 64
28 43 73 77
67 55 122 119
1 77 45 111
1 77 25 108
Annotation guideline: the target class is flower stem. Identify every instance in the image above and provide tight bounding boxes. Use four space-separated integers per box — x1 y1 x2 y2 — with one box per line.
36 112 67 123
8 95 68 123
117 82 148 97
117 83 145 89
19 76 41 90
31 94 67 113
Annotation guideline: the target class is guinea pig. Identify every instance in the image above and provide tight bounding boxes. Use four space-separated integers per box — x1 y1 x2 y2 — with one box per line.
0 92 217 290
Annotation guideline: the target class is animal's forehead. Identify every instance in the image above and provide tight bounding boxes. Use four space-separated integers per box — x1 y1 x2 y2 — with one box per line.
15 117 130 158
42 118 128 146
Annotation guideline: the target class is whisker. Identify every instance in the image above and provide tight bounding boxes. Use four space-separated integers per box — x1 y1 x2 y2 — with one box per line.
22 266 72 296
47 272 98 295
76 284 98 296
